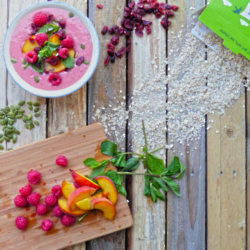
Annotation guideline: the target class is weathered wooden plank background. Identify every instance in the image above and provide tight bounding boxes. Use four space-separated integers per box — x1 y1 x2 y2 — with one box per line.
0 0 249 250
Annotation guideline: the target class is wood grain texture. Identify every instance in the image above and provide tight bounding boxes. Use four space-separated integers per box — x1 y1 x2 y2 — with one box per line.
47 0 87 138
207 94 246 250
7 0 46 149
167 1 206 250
127 1 166 249
87 0 127 249
0 124 133 250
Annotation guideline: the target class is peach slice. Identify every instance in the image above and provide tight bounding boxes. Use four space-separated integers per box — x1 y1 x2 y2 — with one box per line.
49 34 61 45
22 36 39 54
94 176 118 204
62 180 75 199
68 186 97 211
44 61 66 73
58 197 86 216
76 192 104 210
70 169 100 189
91 197 116 220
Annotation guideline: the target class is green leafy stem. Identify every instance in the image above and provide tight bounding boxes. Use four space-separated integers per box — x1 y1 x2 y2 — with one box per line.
84 121 186 202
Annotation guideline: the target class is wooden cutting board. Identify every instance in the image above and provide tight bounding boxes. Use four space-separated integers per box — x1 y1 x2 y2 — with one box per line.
0 123 133 250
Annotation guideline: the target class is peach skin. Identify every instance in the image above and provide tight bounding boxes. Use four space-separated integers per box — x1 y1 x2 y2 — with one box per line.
58 197 86 216
91 197 116 220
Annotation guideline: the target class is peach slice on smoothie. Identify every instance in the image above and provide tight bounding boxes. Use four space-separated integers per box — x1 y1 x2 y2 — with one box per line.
68 186 98 211
22 36 39 53
76 192 104 210
62 180 75 199
94 176 118 204
49 34 61 45
91 197 116 220
70 169 100 189
58 197 86 216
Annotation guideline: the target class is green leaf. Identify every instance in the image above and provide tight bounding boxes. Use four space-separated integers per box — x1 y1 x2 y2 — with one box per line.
154 188 165 201
90 164 107 177
62 55 75 69
117 185 127 196
37 23 59 35
83 158 99 167
111 154 126 167
144 176 151 196
162 156 186 179
78 211 91 223
162 177 181 197
105 170 123 185
152 177 168 192
147 153 165 175
30 63 44 74
123 157 140 172
101 140 118 156
38 42 59 61
149 183 157 202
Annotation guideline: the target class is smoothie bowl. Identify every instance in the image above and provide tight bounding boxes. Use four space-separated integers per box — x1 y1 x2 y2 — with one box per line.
3 2 100 98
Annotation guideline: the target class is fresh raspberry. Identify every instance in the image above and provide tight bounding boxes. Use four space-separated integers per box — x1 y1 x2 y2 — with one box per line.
51 185 62 197
55 155 68 167
35 33 48 46
45 194 57 207
61 35 74 48
27 169 41 185
33 12 48 27
58 48 69 59
36 203 48 216
14 195 27 208
19 184 32 197
49 73 62 86
58 19 66 28
16 216 28 230
53 205 64 217
27 192 41 206
41 219 53 231
25 51 38 64
61 214 76 227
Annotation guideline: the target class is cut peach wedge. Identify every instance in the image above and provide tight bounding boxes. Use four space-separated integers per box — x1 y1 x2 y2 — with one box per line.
68 186 98 211
70 169 100 189
76 192 104 210
44 61 66 73
94 176 118 204
58 197 86 216
22 36 39 54
91 197 116 220
49 34 61 45
62 180 75 199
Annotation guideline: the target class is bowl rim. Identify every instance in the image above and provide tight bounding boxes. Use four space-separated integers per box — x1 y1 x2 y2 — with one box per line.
3 1 100 98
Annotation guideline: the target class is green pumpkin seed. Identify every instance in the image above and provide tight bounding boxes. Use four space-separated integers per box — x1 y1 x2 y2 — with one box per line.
34 107 40 113
34 112 40 117
33 102 40 107
0 145 4 150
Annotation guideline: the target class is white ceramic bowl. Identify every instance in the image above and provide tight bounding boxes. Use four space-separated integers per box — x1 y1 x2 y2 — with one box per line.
3 1 100 98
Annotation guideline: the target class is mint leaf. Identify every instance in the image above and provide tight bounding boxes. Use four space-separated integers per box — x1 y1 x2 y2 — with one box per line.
154 188 165 201
84 158 99 167
149 183 157 202
111 154 126 167
62 55 75 69
144 176 151 196
30 63 44 74
162 156 186 179
147 153 165 175
105 170 123 185
117 185 127 196
162 177 181 197
152 177 168 192
38 42 59 61
90 164 107 177
101 140 118 156
37 23 59 35
123 157 140 172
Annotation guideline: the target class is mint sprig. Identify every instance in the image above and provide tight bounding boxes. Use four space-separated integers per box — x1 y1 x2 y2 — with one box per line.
36 23 59 36
83 120 186 202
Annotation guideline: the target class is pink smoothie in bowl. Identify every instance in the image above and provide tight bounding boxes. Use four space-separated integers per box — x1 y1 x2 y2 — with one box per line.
4 2 100 98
